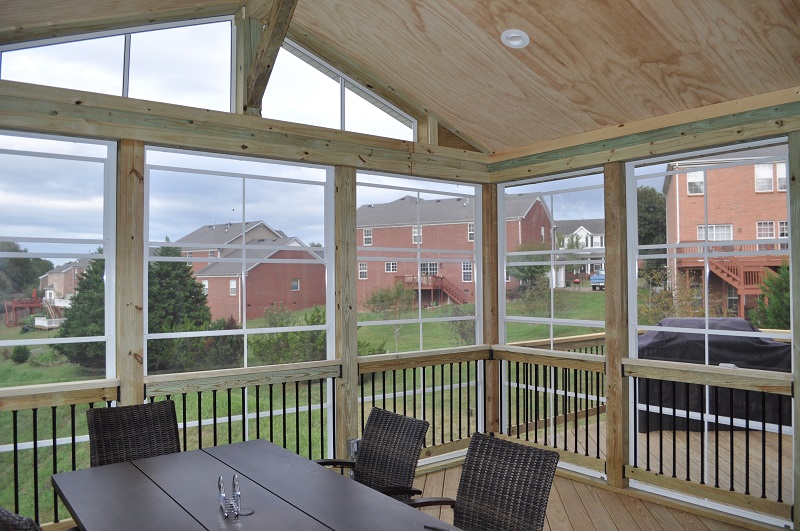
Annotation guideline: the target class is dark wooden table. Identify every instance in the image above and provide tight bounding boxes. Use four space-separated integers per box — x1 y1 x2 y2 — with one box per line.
52 439 458 531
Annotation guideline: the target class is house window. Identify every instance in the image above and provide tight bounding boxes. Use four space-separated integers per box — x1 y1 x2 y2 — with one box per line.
462 262 473 282
779 220 789 250
201 280 208 295
697 224 732 241
291 278 300 291
229 279 236 296
777 163 787 191
726 284 738 315
363 228 372 246
412 225 422 244
467 222 474 242
420 262 438 276
686 171 704 195
385 262 397 273
209 250 216 258
505 269 510 283
358 262 368 280
756 220 775 239
754 164 774 192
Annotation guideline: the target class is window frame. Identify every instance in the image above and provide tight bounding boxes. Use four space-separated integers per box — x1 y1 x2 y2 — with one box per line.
697 224 733 241
412 225 422 244
363 228 372 246
384 261 397 273
291 278 300 291
686 171 705 195
358 262 368 280
462 262 473 282
754 163 774 193
467 222 474 242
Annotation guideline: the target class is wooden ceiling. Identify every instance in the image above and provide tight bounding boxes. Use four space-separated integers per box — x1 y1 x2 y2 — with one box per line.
1 0 799 157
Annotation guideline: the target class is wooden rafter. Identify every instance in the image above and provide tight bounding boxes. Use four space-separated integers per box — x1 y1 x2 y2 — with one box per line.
244 0 298 115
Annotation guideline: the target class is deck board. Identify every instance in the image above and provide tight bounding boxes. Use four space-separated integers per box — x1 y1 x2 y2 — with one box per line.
416 464 766 530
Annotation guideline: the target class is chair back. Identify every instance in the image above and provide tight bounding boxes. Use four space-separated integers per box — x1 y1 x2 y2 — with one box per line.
87 400 180 467
0 506 40 531
353 408 429 500
454 433 559 531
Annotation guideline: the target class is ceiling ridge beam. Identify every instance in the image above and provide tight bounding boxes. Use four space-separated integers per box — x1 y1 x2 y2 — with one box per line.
244 0 299 116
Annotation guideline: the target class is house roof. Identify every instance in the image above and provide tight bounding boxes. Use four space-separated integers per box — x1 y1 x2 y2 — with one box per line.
2 1 797 156
41 257 93 276
194 236 322 277
356 192 544 227
555 219 605 237
176 221 280 246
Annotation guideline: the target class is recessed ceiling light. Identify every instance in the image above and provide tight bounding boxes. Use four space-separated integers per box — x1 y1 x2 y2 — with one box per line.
501 29 530 49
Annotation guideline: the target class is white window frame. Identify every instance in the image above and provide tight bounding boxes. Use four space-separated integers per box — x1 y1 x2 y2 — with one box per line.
229 279 237 296
754 163 774 192
291 278 300 291
201 279 209 295
686 171 704 195
777 162 787 192
363 228 372 246
779 220 789 250
420 262 438 276
385 262 397 273
756 220 775 239
462 262 473 283
358 262 368 280
412 225 422 244
697 224 732 241
467 222 474 242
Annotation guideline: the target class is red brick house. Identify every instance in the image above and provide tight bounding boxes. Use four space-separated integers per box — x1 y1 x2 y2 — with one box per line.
664 146 788 318
356 193 552 309
177 221 326 323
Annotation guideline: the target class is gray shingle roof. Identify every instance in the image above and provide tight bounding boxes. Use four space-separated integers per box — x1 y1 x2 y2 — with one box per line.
356 192 545 227
176 221 278 245
42 257 93 275
195 236 321 276
555 219 605 236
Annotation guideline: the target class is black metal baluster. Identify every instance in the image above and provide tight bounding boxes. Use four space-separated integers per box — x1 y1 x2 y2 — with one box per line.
51 406 58 521
658 380 663 475
534 364 539 444
714 386 720 488
430 366 436 445
413 368 418 421
562 368 568 451
448 363 453 442
457 363 462 439
212 390 218 447
295 381 300 454
360 373 365 426
241 387 246 443
645 379 650 471
13 410 19 512
595 371 600 459
269 384 274 443
33 408 39 522
282 383 287 449
256 386 261 440
308 380 313 458
227 388 232 445
421 366 426 427
523 362 529 442
392 370 397 413
197 391 203 449
777 398 783 502
70 404 77 470
760 392 766 499
440 364 445 444
403 369 408 417
319 379 325 459
382 371 386 410
465 363 470 436
542 366 548 446
684 383 689 481
744 390 750 495
514 361 520 438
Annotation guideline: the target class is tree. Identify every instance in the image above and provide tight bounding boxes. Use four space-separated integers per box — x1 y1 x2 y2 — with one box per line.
637 186 667 279
56 245 213 372
506 242 551 288
442 304 476 346
11 345 31 364
751 264 790 330
249 305 326 365
0 242 54 300
364 283 416 352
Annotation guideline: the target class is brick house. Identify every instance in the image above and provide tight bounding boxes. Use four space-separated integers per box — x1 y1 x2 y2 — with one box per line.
553 219 605 287
39 258 91 301
356 193 552 309
177 221 326 323
663 146 788 318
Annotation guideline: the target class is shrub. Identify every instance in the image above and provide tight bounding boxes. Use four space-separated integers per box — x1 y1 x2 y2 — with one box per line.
11 345 31 364
1 347 9 360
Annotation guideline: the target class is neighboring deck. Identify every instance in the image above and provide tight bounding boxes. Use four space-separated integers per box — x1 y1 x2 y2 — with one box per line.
414 466 772 531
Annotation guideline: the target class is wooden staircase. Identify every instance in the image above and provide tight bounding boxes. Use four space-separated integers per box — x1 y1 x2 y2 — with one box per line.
707 256 774 296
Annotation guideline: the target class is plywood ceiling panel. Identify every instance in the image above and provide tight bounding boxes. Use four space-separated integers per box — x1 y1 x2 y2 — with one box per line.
1 0 798 155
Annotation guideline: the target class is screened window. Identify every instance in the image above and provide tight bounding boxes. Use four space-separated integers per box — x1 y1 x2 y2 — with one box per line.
686 171 704 195
697 224 732 241
359 262 368 279
755 163 774 192
385 262 397 273
363 228 372 246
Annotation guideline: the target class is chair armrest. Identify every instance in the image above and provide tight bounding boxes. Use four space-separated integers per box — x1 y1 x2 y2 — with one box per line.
375 486 423 496
405 497 456 509
314 459 355 469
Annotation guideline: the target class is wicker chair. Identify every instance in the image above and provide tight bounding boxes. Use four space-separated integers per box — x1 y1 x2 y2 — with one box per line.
86 400 181 467
408 432 559 531
316 407 429 500
0 506 40 531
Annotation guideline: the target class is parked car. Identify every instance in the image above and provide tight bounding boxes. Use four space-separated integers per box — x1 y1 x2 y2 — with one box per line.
590 270 605 291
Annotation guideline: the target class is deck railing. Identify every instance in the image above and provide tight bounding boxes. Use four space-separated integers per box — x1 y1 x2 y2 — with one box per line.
0 334 794 527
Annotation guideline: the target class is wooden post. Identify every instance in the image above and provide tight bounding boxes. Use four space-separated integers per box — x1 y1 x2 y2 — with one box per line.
334 165 359 457
604 161 629 488
481 183 500 433
234 13 262 116
418 115 439 145
116 139 145 405
788 131 799 530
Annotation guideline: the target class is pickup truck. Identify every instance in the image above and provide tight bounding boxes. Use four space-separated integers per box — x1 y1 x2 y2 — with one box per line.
590 270 605 291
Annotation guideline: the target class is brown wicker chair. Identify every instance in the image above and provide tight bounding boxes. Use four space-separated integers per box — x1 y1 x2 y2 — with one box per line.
315 407 429 501
408 432 559 531
86 400 181 467
0 506 40 531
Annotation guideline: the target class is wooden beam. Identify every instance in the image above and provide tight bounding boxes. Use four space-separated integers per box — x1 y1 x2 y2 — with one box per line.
788 130 800 531
0 379 119 411
603 161 628 489
116 139 145 405
0 80 489 183
481 183 500 433
334 165 359 459
489 92 800 182
244 0 298 115
235 14 262 116
0 0 239 46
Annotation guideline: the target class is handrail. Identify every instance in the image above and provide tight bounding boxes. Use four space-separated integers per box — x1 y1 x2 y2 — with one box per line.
0 378 119 411
358 345 490 374
492 344 605 373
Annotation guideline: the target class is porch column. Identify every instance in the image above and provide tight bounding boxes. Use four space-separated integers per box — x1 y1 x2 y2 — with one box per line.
481 183 500 432
604 161 629 488
334 165 359 457
116 139 145 405
788 131 799 530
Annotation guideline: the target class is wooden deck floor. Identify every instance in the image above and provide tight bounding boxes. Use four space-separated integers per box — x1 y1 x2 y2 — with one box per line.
413 465 779 531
